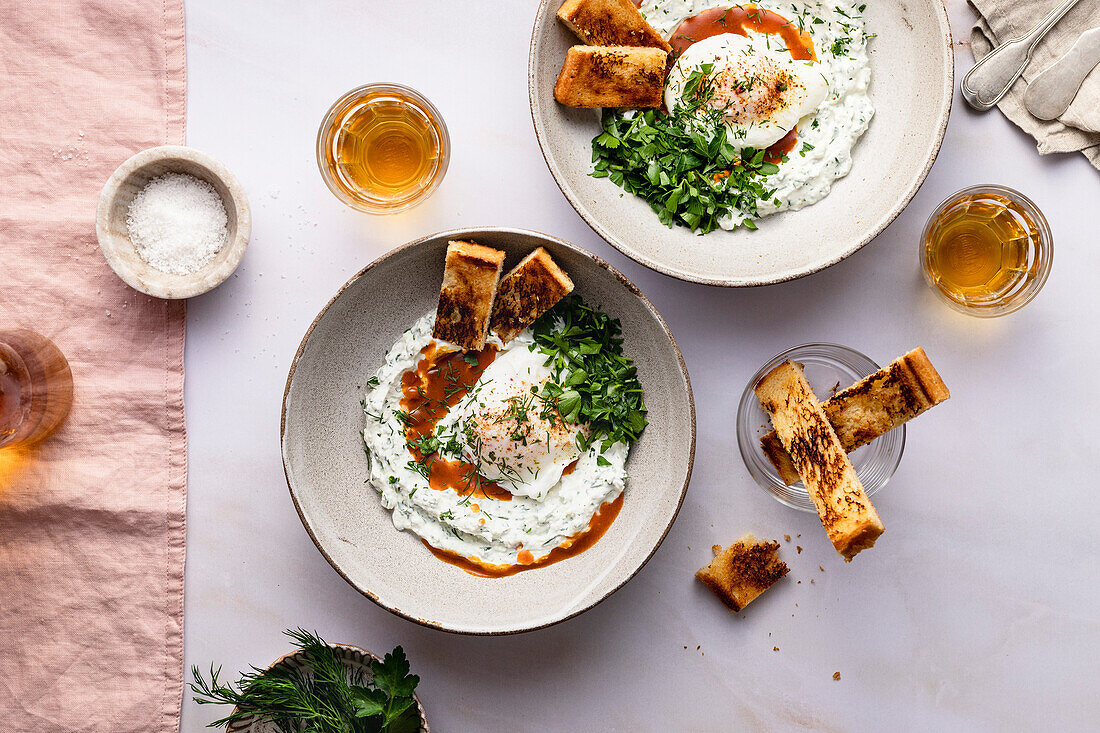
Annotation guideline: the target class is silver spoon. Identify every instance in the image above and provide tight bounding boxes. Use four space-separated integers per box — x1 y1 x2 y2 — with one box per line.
962 0 1084 111
1024 27 1100 119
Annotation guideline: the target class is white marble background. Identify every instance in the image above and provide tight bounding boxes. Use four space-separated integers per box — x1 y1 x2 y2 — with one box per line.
182 1 1099 730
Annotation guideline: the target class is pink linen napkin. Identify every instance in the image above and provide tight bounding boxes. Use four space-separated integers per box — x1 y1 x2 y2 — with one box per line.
0 2 187 731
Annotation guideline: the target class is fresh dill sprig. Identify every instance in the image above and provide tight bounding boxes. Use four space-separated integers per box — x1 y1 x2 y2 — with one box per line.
190 628 421 733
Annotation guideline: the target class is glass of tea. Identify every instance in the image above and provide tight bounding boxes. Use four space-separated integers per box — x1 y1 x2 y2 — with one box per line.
0 329 74 449
920 185 1053 317
316 83 450 214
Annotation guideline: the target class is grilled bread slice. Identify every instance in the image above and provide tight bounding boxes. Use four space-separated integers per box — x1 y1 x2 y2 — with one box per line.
489 247 574 343
432 241 506 351
755 361 884 561
557 0 672 52
696 534 789 612
554 46 667 108
761 348 951 485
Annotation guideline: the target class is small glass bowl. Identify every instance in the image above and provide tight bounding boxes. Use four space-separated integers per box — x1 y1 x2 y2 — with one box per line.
316 83 450 214
736 344 905 512
920 184 1053 317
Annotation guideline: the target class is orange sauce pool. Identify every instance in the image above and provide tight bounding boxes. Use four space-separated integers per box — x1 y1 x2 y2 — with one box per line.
669 6 816 61
422 492 625 578
400 345 622 577
765 127 799 163
669 5 817 163
399 343 511 501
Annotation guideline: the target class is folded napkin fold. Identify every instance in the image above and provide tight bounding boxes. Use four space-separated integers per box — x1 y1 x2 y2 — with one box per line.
969 0 1100 169
0 1 187 731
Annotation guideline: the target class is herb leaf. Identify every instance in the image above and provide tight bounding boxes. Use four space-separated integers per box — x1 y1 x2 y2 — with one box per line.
532 297 647 450
590 68 781 234
350 686 388 718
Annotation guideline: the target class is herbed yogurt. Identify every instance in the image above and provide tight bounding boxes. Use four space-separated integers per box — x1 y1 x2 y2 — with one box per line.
361 313 628 567
638 0 875 226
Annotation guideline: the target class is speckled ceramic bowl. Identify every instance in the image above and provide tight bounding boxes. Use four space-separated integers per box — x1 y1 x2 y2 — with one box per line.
528 0 954 286
281 228 695 634
225 643 429 732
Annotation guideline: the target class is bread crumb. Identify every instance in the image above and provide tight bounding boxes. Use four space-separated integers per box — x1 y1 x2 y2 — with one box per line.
796 546 802 554
819 566 825 572
773 646 779 651
833 672 841 681
783 534 791 542
696 535 789 612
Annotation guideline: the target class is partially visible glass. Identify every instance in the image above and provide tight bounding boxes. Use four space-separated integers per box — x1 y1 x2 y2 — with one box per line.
921 185 1053 317
0 329 74 449
736 343 904 512
316 83 450 214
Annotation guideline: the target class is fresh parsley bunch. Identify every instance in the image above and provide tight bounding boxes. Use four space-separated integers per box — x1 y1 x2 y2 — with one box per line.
591 65 780 234
532 296 647 452
190 628 422 733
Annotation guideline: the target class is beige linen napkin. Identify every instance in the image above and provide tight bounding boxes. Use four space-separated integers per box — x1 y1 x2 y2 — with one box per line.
0 1 187 731
969 0 1100 168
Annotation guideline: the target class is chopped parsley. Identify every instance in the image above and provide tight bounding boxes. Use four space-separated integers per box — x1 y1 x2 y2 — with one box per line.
591 65 780 233
830 37 852 57
532 296 647 451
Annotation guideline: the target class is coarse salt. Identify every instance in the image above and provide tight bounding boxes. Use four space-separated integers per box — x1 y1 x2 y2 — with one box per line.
126 172 228 275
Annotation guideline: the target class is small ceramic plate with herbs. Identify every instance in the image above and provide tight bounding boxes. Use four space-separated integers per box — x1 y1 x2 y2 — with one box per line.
191 629 428 732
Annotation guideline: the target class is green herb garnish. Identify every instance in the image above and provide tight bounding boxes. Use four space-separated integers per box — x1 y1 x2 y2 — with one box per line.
532 296 647 451
830 37 852 57
591 64 780 233
190 628 421 733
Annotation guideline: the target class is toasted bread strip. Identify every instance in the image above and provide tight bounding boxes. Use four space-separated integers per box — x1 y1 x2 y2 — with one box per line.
761 348 951 485
554 46 667 108
557 0 672 52
432 241 505 351
755 361 884 561
489 248 574 343
696 534 789 612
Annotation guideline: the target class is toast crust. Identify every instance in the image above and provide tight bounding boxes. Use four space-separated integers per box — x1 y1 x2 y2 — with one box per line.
695 534 788 612
761 348 950 485
554 45 667 108
432 241 505 351
755 361 884 561
489 247 574 343
557 0 672 52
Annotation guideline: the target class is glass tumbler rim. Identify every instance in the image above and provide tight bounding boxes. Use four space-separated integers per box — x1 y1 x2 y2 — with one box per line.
735 342 905 513
315 82 450 215
920 183 1053 318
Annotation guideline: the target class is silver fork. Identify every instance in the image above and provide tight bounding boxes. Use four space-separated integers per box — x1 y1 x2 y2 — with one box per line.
962 0 1084 111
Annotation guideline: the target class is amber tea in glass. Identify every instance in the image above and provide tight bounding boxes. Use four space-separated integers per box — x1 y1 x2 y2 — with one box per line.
0 329 74 449
921 185 1052 317
317 83 450 214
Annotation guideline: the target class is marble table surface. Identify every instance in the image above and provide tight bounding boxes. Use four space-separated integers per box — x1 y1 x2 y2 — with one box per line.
181 1 1098 729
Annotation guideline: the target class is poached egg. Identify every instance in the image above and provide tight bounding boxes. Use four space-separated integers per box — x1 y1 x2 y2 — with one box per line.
665 33 828 151
438 344 582 501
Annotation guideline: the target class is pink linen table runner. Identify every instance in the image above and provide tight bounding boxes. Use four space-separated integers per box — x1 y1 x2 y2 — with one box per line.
0 2 187 731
